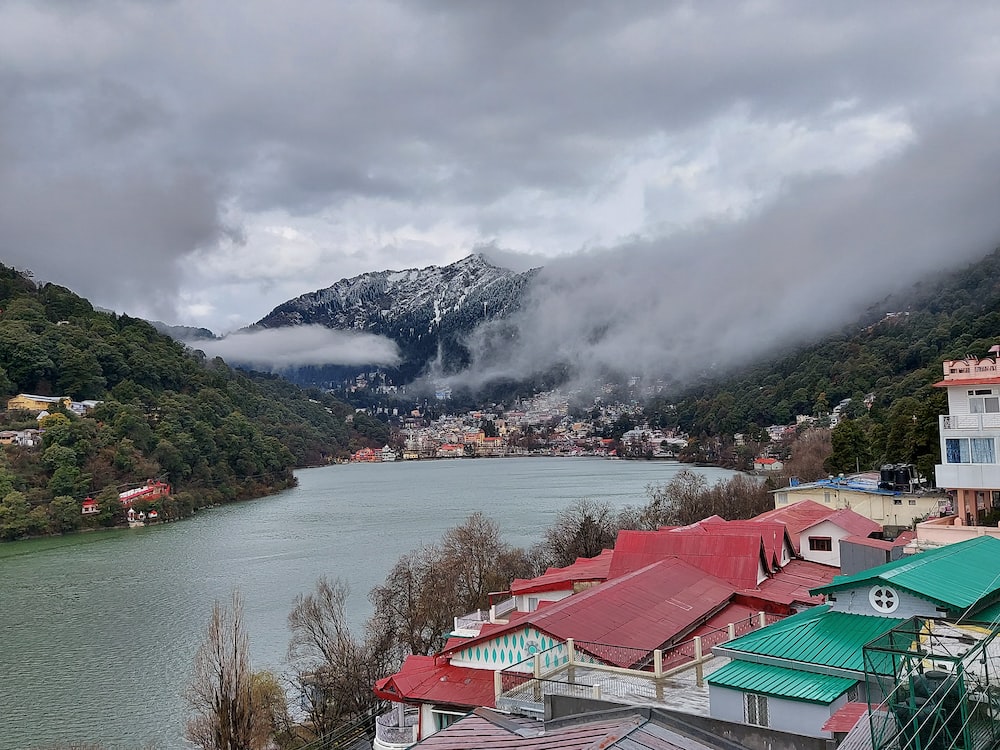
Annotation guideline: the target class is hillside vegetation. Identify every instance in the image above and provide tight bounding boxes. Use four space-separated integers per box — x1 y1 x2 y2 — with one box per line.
650 247 1000 482
0 265 386 540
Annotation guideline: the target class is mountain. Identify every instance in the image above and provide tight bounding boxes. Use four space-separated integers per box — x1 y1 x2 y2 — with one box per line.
255 253 539 384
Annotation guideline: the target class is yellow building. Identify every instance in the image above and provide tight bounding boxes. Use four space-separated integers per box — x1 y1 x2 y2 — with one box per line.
6 394 71 413
772 474 946 528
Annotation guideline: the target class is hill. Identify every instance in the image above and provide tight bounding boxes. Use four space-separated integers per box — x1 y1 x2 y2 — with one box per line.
254 253 538 385
647 246 1000 481
0 264 386 540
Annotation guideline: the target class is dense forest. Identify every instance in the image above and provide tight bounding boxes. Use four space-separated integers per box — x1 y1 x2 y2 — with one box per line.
0 264 388 540
647 247 1000 482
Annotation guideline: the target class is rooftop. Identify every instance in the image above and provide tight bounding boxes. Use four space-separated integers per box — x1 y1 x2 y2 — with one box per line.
812 535 1000 613
714 605 900 673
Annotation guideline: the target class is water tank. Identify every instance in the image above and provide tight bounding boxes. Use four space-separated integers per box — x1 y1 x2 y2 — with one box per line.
880 464 896 485
895 466 913 489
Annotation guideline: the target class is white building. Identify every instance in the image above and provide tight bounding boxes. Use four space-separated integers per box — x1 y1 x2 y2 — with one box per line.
933 345 1000 526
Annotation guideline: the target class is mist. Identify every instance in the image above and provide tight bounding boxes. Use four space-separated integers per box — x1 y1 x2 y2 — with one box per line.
189 325 401 371
450 114 1000 391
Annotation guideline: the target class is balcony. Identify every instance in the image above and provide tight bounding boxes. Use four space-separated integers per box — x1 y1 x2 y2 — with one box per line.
372 705 419 750
495 612 782 718
941 414 1000 432
935 463 1000 491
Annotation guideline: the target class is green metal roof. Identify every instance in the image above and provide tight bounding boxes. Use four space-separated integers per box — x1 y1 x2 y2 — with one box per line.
720 605 900 672
707 659 857 704
810 536 1000 611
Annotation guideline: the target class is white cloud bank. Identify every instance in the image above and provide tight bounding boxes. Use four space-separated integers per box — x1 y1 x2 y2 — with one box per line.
189 325 400 370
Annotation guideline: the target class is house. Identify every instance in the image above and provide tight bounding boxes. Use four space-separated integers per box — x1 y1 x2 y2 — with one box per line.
351 447 380 462
931 345 1000 528
436 444 464 458
81 497 98 515
6 393 71 413
770 473 943 528
372 512 839 748
752 500 882 567
707 536 1000 742
753 457 783 472
118 480 170 506
381 445 397 462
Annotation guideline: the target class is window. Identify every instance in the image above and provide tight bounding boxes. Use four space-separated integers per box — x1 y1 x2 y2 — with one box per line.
824 491 832 504
969 391 1000 413
945 438 997 464
776 492 788 504
808 537 833 552
745 693 769 727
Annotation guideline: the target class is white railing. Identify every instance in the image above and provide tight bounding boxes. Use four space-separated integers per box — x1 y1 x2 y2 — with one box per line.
491 597 516 620
373 706 419 750
941 414 1000 431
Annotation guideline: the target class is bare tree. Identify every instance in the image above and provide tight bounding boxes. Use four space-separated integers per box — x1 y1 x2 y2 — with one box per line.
541 498 621 568
639 470 772 527
782 427 832 482
186 591 279 750
287 577 396 738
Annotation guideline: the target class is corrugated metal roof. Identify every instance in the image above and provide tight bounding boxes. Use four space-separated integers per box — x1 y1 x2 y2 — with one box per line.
414 709 738 749
816 508 882 538
610 529 766 589
739 559 837 608
697 521 792 571
719 605 899 672
510 549 614 596
811 536 1000 611
752 501 835 553
373 655 498 708
445 558 736 666
707 659 856 704
822 702 871 733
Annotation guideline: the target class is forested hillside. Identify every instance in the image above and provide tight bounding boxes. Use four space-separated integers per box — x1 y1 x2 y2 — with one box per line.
650 247 1000 482
0 265 386 540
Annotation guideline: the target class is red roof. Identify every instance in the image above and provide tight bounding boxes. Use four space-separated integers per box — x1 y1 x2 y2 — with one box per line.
755 457 777 464
842 531 914 551
510 549 613 596
609 528 767 589
414 711 640 750
751 501 881 553
446 558 735 667
805 507 882 538
696 521 792 571
934 376 1000 387
372 655 497 708
822 702 871 733
737 559 838 608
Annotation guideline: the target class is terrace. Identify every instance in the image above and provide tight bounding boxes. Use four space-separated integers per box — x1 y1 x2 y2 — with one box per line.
494 611 783 718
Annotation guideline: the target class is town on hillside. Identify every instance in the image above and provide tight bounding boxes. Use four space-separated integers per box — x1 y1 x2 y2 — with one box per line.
358 345 1000 750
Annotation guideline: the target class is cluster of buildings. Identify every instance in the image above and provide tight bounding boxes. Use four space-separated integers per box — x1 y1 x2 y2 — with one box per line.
362 345 1000 750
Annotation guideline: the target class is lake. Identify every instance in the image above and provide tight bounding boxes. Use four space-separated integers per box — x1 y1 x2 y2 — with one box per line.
0 457 737 750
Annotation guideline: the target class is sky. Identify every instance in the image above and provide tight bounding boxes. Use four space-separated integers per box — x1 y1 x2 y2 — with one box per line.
3 1 1000 384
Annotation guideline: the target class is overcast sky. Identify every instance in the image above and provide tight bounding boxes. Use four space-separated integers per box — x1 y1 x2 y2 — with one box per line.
3 2 1000 380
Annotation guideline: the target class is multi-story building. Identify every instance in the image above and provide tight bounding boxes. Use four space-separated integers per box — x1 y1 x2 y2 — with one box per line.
932 346 1000 527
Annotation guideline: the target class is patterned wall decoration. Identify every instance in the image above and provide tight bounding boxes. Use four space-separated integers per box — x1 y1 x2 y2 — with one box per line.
451 627 572 672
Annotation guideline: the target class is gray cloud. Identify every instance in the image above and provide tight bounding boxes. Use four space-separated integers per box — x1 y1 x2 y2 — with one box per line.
453 113 1000 388
189 325 400 370
0 0 998 375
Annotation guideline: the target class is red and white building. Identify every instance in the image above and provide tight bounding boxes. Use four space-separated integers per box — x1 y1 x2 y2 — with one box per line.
118 480 170 507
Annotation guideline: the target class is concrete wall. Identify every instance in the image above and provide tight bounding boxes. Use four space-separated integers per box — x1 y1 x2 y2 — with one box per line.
708 686 839 739
828 585 939 619
799 519 850 567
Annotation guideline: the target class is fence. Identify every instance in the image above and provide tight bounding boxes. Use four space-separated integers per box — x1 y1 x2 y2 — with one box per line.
496 611 785 714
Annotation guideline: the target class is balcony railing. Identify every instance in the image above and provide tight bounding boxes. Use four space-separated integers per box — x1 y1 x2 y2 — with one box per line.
373 705 419 749
495 611 784 716
941 413 1000 431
